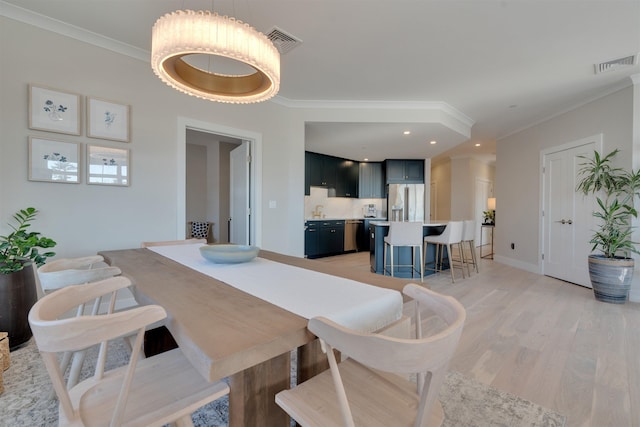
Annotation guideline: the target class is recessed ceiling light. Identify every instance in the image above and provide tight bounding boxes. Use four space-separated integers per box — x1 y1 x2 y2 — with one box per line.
475 143 481 147
364 158 369 161
403 131 411 135
430 140 437 145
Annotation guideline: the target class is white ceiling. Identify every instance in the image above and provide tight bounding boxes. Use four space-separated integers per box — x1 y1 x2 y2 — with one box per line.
4 0 639 164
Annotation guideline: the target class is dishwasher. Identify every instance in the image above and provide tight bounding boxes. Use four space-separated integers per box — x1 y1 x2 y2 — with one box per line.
344 219 362 252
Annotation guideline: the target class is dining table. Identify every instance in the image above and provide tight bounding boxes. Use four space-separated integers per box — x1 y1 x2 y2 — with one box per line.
99 244 412 426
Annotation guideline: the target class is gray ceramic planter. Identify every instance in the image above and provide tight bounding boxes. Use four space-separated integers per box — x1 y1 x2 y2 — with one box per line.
588 254 633 304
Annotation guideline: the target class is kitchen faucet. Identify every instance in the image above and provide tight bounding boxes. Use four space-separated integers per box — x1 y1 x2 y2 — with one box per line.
313 205 324 218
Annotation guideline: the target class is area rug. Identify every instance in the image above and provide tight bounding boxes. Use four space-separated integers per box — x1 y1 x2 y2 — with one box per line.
0 339 565 427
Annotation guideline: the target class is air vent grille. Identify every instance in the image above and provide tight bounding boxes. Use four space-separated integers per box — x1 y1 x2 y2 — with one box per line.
594 54 638 74
266 26 302 55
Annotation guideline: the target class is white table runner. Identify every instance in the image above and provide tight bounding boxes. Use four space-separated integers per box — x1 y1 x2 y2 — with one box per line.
148 244 403 332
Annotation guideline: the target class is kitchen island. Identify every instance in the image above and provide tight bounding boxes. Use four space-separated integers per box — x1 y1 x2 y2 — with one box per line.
369 221 447 278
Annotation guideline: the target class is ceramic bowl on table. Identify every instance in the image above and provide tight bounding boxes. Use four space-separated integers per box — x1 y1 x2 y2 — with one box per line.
199 244 260 264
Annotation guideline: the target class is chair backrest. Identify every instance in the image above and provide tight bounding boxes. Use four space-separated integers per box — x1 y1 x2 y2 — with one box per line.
309 283 466 427
36 255 121 294
386 221 423 246
29 277 167 425
140 238 206 248
436 220 464 244
462 219 476 241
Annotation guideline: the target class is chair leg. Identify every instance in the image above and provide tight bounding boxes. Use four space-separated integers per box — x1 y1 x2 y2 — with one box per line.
419 246 424 282
470 240 479 273
383 242 388 276
390 245 395 277
448 244 455 283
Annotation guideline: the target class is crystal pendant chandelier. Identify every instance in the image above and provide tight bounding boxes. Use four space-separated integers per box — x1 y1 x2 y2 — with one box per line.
151 10 280 104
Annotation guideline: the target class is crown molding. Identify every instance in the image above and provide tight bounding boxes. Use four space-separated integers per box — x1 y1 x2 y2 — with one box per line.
0 0 475 130
0 0 149 62
271 96 475 128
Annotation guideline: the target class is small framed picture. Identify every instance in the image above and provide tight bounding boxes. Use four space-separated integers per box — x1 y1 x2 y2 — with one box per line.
29 85 81 135
87 144 130 186
28 137 81 183
87 97 130 142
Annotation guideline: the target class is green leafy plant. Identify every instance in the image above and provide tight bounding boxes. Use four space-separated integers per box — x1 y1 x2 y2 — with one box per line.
576 149 640 258
0 207 56 274
482 210 495 224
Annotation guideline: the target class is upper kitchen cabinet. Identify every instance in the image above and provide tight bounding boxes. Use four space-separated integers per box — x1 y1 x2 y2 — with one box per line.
359 162 385 198
336 159 359 198
385 159 424 184
307 151 339 189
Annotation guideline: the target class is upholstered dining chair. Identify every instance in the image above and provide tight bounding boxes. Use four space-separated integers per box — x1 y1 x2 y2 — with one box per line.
383 221 424 282
423 221 465 283
29 276 230 427
275 283 466 427
36 255 122 392
140 238 207 248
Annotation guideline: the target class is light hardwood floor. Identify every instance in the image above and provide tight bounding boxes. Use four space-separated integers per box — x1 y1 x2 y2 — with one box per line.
315 251 640 427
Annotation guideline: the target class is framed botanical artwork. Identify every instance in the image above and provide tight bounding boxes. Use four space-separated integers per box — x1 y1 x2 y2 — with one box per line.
28 137 80 183
87 97 130 142
28 85 81 135
87 144 130 186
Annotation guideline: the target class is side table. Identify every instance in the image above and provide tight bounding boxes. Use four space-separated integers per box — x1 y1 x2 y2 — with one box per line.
480 224 494 259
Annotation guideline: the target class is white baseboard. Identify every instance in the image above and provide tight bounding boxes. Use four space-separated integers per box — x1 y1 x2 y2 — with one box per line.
493 254 540 274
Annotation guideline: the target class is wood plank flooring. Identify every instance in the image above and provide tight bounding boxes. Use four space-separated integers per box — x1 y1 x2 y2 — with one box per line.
315 251 640 427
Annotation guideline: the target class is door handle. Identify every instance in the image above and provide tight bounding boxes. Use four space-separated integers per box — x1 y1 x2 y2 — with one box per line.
554 219 573 225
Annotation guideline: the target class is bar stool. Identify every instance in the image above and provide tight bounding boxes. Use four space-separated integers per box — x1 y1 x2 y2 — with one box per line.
462 219 479 274
383 221 424 282
424 221 465 282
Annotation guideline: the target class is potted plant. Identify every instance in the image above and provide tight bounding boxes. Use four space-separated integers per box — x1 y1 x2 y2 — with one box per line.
482 210 495 225
576 149 640 303
0 207 56 348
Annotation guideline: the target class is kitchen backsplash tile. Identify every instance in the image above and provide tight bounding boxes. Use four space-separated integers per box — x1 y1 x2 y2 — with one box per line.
305 187 386 219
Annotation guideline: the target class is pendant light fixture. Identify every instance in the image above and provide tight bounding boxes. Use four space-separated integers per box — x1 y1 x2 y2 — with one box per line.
151 9 280 104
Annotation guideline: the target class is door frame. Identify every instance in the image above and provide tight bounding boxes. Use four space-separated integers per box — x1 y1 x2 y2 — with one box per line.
177 117 262 247
539 133 603 276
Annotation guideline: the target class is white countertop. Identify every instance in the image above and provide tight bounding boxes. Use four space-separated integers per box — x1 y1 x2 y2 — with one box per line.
370 221 447 227
306 217 387 221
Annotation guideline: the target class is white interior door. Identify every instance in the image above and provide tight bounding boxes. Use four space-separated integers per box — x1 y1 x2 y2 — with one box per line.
542 137 600 287
230 141 250 245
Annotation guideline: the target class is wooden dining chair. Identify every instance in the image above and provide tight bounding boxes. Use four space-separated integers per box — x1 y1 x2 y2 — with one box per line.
275 283 466 427
36 255 123 392
29 276 230 427
140 238 207 248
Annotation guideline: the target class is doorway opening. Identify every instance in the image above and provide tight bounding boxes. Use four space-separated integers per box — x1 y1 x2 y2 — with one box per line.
177 117 262 247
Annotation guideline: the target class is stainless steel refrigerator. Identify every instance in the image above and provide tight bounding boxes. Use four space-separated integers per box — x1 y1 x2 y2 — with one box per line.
387 184 425 222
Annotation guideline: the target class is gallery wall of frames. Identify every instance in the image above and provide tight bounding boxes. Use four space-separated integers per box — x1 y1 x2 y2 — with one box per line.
27 84 131 187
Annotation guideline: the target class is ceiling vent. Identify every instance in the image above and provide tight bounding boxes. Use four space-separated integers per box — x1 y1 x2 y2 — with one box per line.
594 54 638 74
266 27 302 55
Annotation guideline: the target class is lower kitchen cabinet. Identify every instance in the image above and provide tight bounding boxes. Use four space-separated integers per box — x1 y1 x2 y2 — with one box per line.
305 220 344 258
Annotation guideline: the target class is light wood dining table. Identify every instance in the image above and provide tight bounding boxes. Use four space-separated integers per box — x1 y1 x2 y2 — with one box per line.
99 247 411 426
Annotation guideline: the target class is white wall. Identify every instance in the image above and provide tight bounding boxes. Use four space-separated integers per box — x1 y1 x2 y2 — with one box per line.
496 85 637 299
0 17 300 257
430 160 452 220
1 17 456 260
